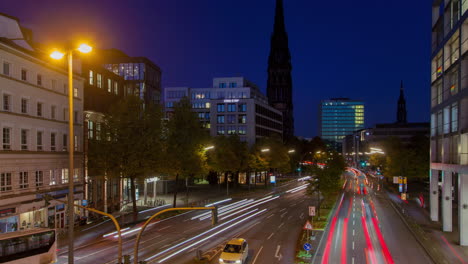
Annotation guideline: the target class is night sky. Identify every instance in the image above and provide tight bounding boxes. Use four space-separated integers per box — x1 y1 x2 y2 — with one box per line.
0 0 431 138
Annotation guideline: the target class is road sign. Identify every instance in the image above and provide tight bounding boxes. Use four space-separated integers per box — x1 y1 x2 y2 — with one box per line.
303 243 312 251
403 177 407 184
398 176 403 184
401 193 407 200
393 177 399 184
270 176 276 184
303 220 313 230
309 206 316 216
399 184 403 193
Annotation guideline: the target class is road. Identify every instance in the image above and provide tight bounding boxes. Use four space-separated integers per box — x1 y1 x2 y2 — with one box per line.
57 177 316 264
313 168 433 264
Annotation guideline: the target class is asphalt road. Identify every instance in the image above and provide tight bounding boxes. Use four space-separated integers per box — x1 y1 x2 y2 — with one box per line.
313 169 433 264
56 177 316 264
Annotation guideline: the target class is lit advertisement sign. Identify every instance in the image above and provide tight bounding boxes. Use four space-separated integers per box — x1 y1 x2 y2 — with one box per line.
223 99 239 103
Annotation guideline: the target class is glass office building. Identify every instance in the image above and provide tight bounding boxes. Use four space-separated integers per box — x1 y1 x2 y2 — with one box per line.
319 98 365 150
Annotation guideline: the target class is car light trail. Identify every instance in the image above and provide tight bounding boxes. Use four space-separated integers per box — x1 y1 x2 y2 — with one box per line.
361 217 377 264
372 217 394 264
219 196 279 220
286 184 309 193
102 227 130 238
290 184 310 193
321 216 337 264
145 209 261 262
155 209 268 263
192 199 250 220
199 196 272 221
341 218 348 264
205 198 232 207
139 204 171 214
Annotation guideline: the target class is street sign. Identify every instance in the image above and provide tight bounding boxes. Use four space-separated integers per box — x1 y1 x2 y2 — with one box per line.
393 177 399 184
309 206 316 216
303 243 312 251
403 177 407 184
398 176 403 184
270 176 276 184
399 184 403 193
303 220 313 230
401 193 407 200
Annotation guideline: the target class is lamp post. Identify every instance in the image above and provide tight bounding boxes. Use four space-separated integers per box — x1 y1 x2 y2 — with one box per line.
50 44 92 264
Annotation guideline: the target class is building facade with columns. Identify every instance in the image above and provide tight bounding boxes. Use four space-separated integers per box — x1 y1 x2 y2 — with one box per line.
0 13 85 233
430 0 468 246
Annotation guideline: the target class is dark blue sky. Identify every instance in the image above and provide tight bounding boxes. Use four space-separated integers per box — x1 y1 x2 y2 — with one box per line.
0 0 431 138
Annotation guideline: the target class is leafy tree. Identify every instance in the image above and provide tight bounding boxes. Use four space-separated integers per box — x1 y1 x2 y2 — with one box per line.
88 97 163 221
165 97 208 207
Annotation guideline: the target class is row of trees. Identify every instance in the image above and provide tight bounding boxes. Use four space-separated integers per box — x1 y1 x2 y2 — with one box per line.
88 97 306 220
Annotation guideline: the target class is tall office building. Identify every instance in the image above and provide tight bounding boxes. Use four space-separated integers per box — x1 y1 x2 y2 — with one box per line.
430 0 468 246
319 98 365 151
267 0 294 140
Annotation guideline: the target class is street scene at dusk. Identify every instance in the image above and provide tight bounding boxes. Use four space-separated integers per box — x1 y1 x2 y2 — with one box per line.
0 0 467 263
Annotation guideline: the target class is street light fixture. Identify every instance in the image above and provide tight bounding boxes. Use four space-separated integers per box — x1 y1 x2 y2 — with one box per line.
50 43 92 264
204 146 215 151
288 149 295 153
261 148 270 152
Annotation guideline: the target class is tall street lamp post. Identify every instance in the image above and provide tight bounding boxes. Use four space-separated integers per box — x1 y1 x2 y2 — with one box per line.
50 44 92 264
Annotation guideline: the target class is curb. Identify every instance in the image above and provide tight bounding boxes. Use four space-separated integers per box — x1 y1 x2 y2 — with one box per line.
383 191 448 264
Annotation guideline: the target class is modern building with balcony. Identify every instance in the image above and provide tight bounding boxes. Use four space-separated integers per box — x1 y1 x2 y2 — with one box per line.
164 77 283 145
319 98 365 151
0 13 85 233
430 0 468 246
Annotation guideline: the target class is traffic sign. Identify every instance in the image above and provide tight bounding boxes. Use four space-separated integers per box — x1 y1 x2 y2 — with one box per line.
303 243 312 251
393 177 399 184
403 177 407 184
309 206 316 216
401 193 407 200
398 176 403 184
303 220 313 230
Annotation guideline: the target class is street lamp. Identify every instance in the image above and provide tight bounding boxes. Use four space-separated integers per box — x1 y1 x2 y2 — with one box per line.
204 145 215 151
288 149 295 153
50 43 92 264
261 148 270 152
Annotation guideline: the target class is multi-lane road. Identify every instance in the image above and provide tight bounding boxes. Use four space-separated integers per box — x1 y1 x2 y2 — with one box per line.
313 168 433 264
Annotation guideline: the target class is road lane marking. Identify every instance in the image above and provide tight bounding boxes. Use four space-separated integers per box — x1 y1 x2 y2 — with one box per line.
267 213 275 219
352 241 355 250
300 213 304 219
353 229 355 236
252 246 263 264
353 220 355 226
268 232 275 240
278 222 284 229
159 225 172 231
280 208 287 212
291 203 297 207
274 245 282 261
352 257 355 264
281 212 287 218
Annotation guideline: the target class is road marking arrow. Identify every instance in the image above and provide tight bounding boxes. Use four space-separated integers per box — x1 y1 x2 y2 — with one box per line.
275 245 282 261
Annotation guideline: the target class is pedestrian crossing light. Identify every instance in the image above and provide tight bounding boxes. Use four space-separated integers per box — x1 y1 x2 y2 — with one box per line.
297 167 302 172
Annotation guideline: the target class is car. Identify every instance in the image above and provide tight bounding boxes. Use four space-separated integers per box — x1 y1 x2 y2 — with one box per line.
219 238 248 264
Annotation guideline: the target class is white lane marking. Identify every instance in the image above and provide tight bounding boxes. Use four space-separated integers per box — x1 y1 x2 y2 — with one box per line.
353 220 355 226
252 246 263 264
280 208 287 212
274 245 282 261
278 222 284 229
353 229 355 236
352 241 355 250
291 203 297 207
159 225 171 231
281 212 287 218
300 213 304 219
267 213 275 219
288 215 292 220
352 257 355 264
268 232 275 240
353 213 355 218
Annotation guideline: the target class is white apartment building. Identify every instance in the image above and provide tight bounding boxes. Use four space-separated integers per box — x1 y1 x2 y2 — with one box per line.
0 13 84 234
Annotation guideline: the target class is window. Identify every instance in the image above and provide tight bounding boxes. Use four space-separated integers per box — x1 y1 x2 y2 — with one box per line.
238 114 247 124
3 94 11 111
443 106 450 134
21 129 28 150
37 102 43 117
73 168 79 182
74 111 78 123
2 128 11 150
238 103 247 112
229 82 237 88
74 87 78 98
35 171 43 187
217 115 225 124
227 104 236 112
97 74 102 88
166 102 174 108
3 62 10 76
50 133 56 151
19 172 28 189
0 172 12 191
49 170 57 185
62 134 67 151
88 121 94 139
114 81 118 95
89 70 94 85
217 104 225 112
37 131 43 151
96 123 101 140
21 98 28 114
61 169 69 184
452 102 458 132
21 69 27 81
219 82 226 88
37 74 42 86
51 79 57 90
227 114 236 124
217 126 225 135
238 126 246 135
51 105 56 119
227 126 236 135
108 79 112 92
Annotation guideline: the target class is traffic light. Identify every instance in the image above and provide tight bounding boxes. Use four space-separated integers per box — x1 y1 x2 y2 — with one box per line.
360 161 366 167
296 167 302 172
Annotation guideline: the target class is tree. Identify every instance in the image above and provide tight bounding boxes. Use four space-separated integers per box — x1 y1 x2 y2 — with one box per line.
165 97 208 207
88 96 163 221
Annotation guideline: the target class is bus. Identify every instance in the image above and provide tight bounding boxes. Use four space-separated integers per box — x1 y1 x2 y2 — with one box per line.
0 228 56 264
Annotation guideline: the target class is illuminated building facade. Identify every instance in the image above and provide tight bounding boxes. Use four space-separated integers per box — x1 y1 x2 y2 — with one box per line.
319 98 365 151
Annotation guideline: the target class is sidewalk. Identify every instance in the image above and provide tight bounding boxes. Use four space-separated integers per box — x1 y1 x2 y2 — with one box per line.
384 189 468 264
57 179 297 250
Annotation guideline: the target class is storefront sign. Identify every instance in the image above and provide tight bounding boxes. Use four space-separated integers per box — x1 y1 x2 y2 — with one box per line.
223 99 239 103
0 208 15 217
146 177 160 183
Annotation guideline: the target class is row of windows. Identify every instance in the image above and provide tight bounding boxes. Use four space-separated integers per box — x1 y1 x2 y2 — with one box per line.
217 103 247 113
217 82 238 88
87 121 102 140
431 102 459 136
2 61 79 98
217 114 247 124
105 63 149 81
88 70 119 95
190 91 248 100
1 93 80 123
167 90 186 99
256 115 282 131
0 169 80 192
1 127 76 151
255 104 282 122
193 102 210 109
197 112 210 120
216 125 246 135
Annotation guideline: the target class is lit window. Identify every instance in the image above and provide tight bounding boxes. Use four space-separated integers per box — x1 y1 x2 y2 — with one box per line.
62 169 69 184
49 170 57 185
89 70 94 85
97 74 102 88
217 126 225 135
108 79 112 92
217 115 225 124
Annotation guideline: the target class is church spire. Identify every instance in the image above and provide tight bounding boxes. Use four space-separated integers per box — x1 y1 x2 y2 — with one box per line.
267 0 294 139
397 80 407 124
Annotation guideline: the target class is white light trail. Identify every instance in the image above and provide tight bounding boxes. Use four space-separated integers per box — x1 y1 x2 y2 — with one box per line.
139 204 171 214
205 198 232 207
102 227 130 238
192 199 250 220
219 196 278 220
